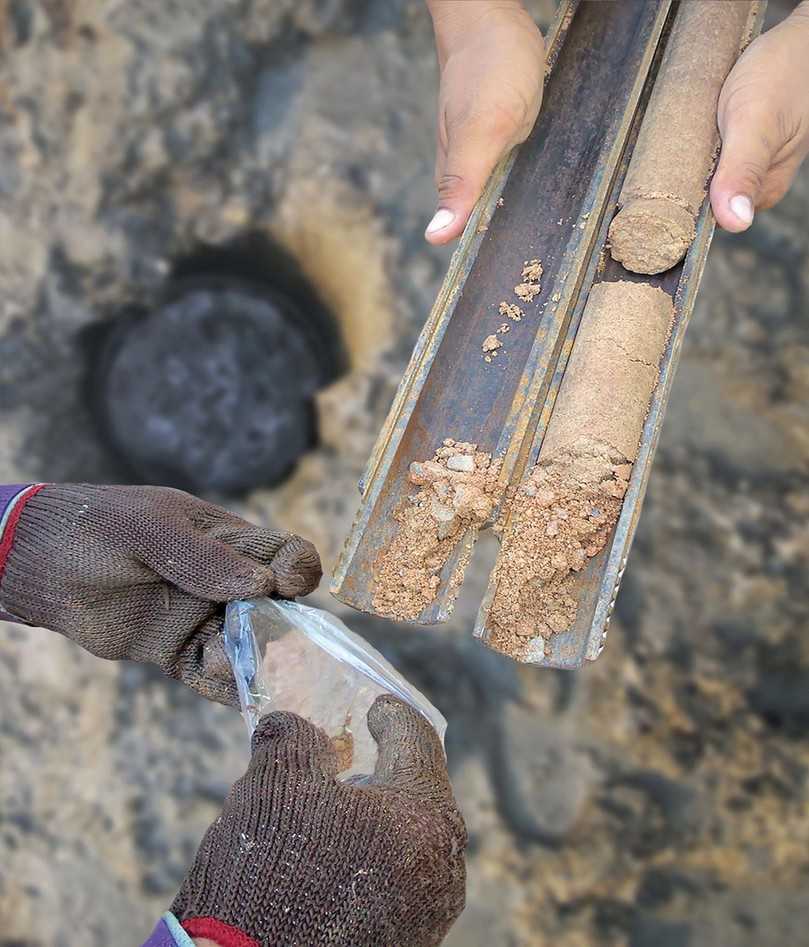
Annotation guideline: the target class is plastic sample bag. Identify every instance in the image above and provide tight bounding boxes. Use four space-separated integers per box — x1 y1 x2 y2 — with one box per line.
222 598 447 779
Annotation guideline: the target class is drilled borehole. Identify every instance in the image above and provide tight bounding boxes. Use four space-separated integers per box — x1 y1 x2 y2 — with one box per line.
86 233 347 496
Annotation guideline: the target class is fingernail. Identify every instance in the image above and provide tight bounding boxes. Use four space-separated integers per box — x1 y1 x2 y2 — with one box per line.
729 195 754 226
425 208 455 236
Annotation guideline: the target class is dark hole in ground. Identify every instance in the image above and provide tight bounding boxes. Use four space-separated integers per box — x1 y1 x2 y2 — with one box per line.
83 232 347 496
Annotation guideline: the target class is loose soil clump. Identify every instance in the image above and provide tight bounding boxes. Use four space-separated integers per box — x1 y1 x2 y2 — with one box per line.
483 259 542 360
499 301 523 322
482 334 502 362
488 440 629 660
515 258 543 302
372 440 502 621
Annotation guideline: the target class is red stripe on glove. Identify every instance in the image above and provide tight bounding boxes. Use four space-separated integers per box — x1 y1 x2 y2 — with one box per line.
0 484 46 583
182 918 260 947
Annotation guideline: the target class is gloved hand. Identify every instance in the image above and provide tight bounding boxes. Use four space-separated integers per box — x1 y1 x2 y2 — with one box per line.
0 484 321 705
170 696 466 947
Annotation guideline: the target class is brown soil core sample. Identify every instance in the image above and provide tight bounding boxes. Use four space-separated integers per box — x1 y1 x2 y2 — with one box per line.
608 1 754 274
609 198 695 275
372 440 502 621
487 281 673 659
541 281 674 460
488 441 629 660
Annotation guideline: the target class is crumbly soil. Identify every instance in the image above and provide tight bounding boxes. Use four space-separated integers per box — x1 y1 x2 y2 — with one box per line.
514 258 543 303
485 281 672 660
484 259 542 360
488 443 630 660
499 301 524 322
331 726 354 772
482 334 502 362
372 439 502 621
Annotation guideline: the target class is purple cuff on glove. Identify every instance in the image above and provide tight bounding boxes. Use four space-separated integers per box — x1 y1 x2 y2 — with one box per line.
0 484 30 510
0 483 45 623
142 914 197 947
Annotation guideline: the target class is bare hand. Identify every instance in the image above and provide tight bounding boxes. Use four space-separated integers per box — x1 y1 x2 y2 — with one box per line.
424 0 545 245
711 2 809 232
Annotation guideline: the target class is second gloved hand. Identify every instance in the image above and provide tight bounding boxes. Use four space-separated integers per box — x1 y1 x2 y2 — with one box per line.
169 696 467 947
0 484 321 705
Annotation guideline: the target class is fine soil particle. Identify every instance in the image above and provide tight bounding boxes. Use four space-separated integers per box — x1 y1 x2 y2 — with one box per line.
372 440 502 621
488 441 629 660
499 301 524 322
331 726 354 772
482 334 502 354
521 258 543 284
514 258 543 302
515 284 539 303
486 259 542 360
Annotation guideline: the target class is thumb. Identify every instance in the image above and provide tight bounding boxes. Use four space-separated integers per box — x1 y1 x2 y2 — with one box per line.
426 112 518 245
176 615 241 708
367 695 452 800
710 105 775 233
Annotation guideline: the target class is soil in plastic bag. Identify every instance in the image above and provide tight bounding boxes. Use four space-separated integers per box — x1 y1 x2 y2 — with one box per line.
222 599 447 779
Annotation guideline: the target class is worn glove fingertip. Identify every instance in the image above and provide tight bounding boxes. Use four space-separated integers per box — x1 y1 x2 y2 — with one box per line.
367 695 453 796
367 694 431 742
270 535 323 598
251 711 339 777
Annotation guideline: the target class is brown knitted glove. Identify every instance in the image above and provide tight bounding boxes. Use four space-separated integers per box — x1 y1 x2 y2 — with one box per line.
0 484 321 705
172 696 466 947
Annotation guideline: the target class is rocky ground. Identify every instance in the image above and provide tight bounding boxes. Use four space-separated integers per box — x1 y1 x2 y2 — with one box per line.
1 1 808 945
